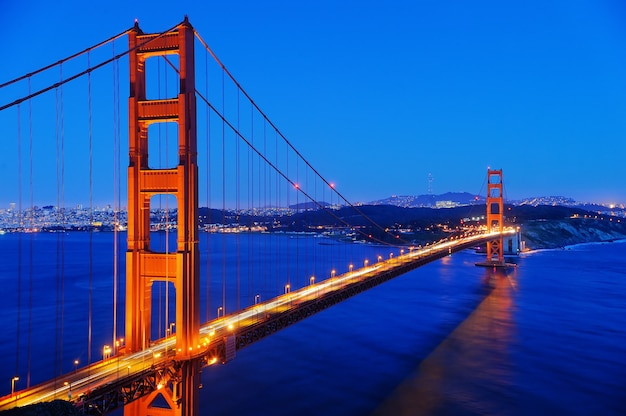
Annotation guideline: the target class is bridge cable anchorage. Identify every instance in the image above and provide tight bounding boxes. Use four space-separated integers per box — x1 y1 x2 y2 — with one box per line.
0 21 184 112
192 31 410 247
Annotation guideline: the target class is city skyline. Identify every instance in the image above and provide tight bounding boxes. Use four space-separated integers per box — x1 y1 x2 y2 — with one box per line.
1 1 625 206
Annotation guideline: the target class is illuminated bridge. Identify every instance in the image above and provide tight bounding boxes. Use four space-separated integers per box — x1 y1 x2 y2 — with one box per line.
0 18 518 415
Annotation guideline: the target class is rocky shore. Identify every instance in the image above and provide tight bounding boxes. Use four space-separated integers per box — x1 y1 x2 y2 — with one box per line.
520 217 626 250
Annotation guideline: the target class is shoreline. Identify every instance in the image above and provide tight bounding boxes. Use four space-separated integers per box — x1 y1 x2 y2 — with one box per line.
521 237 626 255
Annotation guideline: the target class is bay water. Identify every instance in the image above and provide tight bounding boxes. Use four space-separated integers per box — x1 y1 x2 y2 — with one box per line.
1 232 624 415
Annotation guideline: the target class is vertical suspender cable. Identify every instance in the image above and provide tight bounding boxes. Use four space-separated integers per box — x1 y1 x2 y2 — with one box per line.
275 129 279 295
165 53 170 338
263 120 267 297
54 67 61 387
112 40 119 348
157 56 163 339
236 89 241 313
16 102 22 383
221 69 226 316
60 63 66 377
296 158 299 289
247 102 252 305
28 77 34 388
205 46 211 323
87 50 94 367
247 106 252 305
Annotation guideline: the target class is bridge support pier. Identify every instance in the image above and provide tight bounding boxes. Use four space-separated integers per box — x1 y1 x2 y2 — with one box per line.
123 360 200 416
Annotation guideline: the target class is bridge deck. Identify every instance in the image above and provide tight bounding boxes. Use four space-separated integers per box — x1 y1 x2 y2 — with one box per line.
0 230 516 413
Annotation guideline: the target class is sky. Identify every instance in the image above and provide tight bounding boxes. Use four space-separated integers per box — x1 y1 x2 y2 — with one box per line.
1 0 625 206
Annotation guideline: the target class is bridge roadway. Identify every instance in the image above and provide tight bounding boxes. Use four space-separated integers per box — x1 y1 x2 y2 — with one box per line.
0 229 516 412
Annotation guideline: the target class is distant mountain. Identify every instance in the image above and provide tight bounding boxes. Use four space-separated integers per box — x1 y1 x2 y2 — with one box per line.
369 192 484 208
513 196 625 215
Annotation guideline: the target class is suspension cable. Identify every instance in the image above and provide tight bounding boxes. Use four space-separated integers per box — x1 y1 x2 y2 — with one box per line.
196 90 400 247
193 31 402 244
0 21 183 112
0 28 133 89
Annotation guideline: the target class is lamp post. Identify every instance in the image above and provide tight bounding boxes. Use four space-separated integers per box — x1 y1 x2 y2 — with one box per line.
349 264 353 273
364 259 369 268
254 294 260 304
64 381 72 399
310 276 315 285
74 359 79 373
11 376 19 397
217 306 223 318
284 284 290 294
165 322 176 337
103 345 112 360
377 255 382 263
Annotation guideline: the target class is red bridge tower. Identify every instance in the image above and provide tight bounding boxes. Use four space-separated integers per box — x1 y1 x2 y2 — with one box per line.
125 17 200 416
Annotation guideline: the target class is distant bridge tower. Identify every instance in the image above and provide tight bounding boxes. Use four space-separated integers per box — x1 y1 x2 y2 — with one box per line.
485 168 504 264
125 17 200 416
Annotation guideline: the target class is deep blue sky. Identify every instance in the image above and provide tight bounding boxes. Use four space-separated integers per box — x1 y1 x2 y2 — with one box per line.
2 0 625 205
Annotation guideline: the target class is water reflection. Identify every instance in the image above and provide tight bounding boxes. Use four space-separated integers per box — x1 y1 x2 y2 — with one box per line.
373 269 516 415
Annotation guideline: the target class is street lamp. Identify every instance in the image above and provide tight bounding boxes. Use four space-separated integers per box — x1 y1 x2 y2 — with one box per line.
364 259 369 267
400 249 404 256
310 276 315 285
11 376 18 397
377 255 382 263
115 337 124 354
254 294 260 304
103 345 112 360
331 269 336 278
64 381 72 399
165 322 176 337
74 359 79 373
389 253 393 259
217 306 223 318
349 264 353 273
284 284 290 294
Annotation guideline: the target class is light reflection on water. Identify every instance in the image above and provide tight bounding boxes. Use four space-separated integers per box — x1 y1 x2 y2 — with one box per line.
1 234 625 415
373 270 515 415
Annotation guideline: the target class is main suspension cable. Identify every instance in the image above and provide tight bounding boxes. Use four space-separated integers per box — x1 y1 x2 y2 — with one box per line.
0 28 133 89
193 31 402 244
0 21 183 112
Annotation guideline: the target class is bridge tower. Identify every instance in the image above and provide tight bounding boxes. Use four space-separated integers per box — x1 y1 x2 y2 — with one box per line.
125 17 200 416
485 168 504 264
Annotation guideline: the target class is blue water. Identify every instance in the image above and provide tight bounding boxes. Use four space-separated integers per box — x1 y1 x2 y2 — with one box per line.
1 233 625 415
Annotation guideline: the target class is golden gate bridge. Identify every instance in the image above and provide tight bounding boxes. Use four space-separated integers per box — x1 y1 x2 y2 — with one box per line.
0 18 517 415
